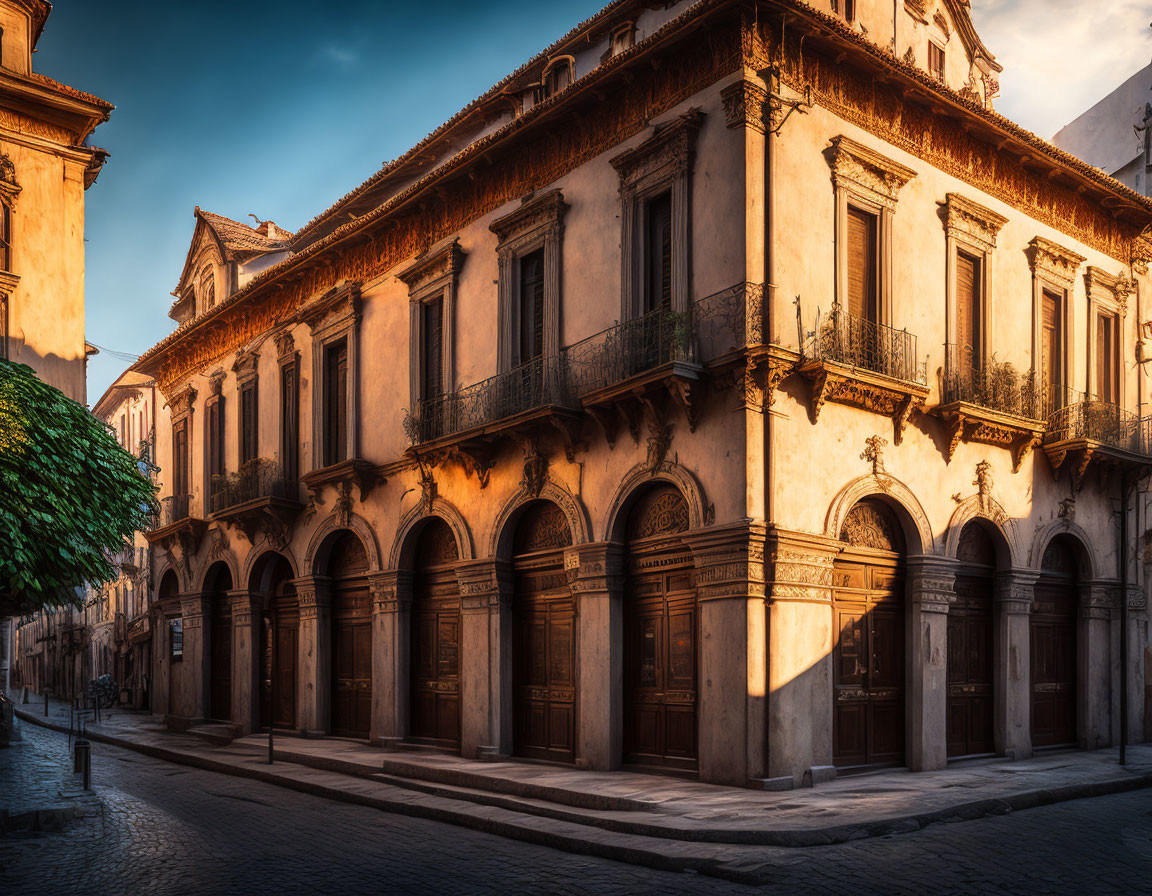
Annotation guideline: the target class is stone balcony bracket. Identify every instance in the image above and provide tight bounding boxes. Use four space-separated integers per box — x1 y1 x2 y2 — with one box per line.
799 359 930 445
933 400 1045 472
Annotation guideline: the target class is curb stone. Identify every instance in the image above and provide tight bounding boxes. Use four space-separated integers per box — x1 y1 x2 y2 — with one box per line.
15 708 1152 882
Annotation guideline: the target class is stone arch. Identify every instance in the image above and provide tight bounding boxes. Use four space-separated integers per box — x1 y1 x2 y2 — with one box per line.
199 560 235 594
1029 518 1099 580
304 510 382 576
243 546 299 594
602 461 708 542
944 495 1022 568
157 566 181 601
490 479 591 559
824 473 935 554
154 559 181 596
192 537 240 593
389 496 475 570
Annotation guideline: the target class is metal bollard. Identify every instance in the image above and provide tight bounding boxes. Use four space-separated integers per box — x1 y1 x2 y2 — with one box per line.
22 686 28 704
44 691 49 716
74 738 91 790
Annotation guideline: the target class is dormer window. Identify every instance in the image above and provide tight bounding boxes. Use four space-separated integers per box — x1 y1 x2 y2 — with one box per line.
610 23 635 57
541 56 574 99
928 43 946 80
831 0 856 22
199 267 215 312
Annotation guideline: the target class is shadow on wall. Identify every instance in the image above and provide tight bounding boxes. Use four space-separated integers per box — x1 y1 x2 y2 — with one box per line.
5 345 89 404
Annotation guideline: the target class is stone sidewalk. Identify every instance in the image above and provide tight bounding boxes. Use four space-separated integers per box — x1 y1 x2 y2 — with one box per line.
9 691 1152 879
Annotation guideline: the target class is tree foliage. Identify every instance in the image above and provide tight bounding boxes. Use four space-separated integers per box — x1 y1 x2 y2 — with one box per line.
0 359 157 615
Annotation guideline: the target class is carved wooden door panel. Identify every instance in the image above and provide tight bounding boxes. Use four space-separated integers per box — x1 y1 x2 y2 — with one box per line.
624 565 697 770
208 599 232 721
411 569 461 747
833 557 905 768
261 583 298 730
332 587 372 738
274 621 297 729
947 573 995 757
1031 577 1077 748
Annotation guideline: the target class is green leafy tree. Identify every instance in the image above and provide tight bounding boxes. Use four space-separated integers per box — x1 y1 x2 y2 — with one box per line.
0 359 157 617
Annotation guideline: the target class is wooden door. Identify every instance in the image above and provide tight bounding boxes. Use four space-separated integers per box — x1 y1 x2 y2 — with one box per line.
1041 289 1063 409
846 205 878 323
261 582 298 730
512 502 575 764
331 532 372 738
947 526 995 757
411 518 461 747
1032 539 1078 748
956 251 981 371
623 485 696 770
208 599 232 721
834 500 906 769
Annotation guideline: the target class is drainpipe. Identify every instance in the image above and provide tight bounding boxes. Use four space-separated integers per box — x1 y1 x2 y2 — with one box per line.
765 67 777 526
1120 468 1129 766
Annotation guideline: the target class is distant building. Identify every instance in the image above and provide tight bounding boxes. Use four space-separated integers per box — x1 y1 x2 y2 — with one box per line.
2 0 112 697
1052 63 1152 196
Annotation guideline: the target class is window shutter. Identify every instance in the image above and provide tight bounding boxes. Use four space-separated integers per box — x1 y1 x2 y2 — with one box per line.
324 340 349 466
281 362 298 483
1097 312 1115 403
423 298 444 399
955 251 979 367
519 250 545 362
645 192 673 314
1041 289 1062 405
846 206 877 322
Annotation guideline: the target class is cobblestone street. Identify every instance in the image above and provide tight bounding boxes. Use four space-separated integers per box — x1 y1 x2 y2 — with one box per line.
1 721 1151 895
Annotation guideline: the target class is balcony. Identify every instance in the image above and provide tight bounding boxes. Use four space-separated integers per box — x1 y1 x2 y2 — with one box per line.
145 494 206 558
566 305 702 444
404 354 581 482
799 306 929 444
934 345 1046 471
1042 387 1152 488
210 458 303 545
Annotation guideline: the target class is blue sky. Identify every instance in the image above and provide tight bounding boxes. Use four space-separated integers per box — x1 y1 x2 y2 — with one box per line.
32 1 1152 401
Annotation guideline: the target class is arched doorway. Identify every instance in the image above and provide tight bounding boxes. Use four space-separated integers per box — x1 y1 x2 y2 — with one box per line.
622 484 697 770
833 498 906 770
512 501 576 763
204 563 233 722
1032 534 1080 748
329 531 372 738
158 570 181 716
253 554 297 730
410 518 461 749
947 523 996 758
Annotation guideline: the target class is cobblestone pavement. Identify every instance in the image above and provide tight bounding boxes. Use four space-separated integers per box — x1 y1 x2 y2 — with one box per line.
2 722 1151 895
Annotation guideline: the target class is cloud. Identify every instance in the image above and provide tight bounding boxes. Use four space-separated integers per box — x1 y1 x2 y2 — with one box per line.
970 0 1152 138
316 44 360 70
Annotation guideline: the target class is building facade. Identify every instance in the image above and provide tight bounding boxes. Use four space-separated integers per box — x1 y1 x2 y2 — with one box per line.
136 0 1152 788
2 0 112 698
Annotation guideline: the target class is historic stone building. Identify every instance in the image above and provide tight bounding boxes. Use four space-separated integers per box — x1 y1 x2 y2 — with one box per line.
135 0 1152 788
2 0 112 697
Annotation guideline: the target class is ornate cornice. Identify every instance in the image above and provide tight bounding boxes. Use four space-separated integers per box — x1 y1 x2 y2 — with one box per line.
297 280 362 335
825 135 917 210
721 78 768 133
1027 236 1086 288
168 384 197 422
1084 265 1133 317
609 108 706 188
944 193 1007 253
397 238 466 292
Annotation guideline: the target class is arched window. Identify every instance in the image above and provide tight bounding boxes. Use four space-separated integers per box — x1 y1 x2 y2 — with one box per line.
541 56 574 99
200 266 215 311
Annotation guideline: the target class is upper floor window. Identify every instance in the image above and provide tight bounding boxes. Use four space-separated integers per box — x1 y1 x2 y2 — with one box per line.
323 338 349 466
206 390 225 481
239 379 258 464
200 267 215 311
542 56 574 99
942 194 1006 378
845 204 878 325
399 241 464 424
831 0 855 23
518 248 545 363
0 203 11 273
609 23 635 58
928 43 946 80
275 329 300 484
644 191 673 315
1084 265 1130 408
1095 311 1118 404
421 297 445 399
172 418 190 498
1027 237 1084 412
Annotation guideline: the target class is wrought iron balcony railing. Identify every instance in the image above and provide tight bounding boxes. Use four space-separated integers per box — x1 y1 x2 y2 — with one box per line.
1043 386 1152 455
566 305 697 395
405 354 577 444
805 306 926 385
210 458 295 514
940 344 1042 419
158 494 192 528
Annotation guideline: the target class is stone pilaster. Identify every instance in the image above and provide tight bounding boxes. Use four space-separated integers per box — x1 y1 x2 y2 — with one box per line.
176 594 208 723
685 520 767 786
295 576 332 736
368 570 411 746
994 569 1037 759
565 542 625 771
906 556 956 772
765 528 840 787
455 559 513 758
1125 585 1147 745
228 589 263 735
1080 581 1116 749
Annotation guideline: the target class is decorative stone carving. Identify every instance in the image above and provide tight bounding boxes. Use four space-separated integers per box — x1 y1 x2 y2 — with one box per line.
943 193 1007 253
209 526 229 561
232 348 259 382
628 485 689 539
274 328 295 359
861 435 886 474
802 362 928 445
934 401 1044 472
646 419 672 472
974 460 993 511
1027 237 1085 288
721 78 768 133
1084 265 1131 317
208 369 225 396
298 281 362 335
824 135 916 211
168 384 197 422
1131 237 1152 276
513 501 573 553
0 153 16 186
419 464 437 515
520 442 549 498
840 500 903 551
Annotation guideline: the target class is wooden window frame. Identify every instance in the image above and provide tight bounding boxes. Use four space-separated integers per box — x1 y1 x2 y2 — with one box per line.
491 190 568 371
610 110 703 322
300 282 362 472
943 194 1007 370
928 42 946 80
398 239 465 411
275 329 300 484
233 349 260 466
1027 238 1085 405
826 136 916 329
1084 266 1130 407
205 373 226 488
169 384 197 505
322 338 349 468
541 55 575 99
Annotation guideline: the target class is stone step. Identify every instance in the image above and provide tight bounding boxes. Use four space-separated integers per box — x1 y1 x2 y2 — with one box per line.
186 722 240 746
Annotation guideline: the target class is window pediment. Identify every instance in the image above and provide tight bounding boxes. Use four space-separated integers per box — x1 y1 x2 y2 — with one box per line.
1084 266 1133 317
825 136 916 210
490 190 568 251
298 280 362 336
1027 237 1085 288
232 348 259 384
168 384 197 422
609 109 705 193
943 193 1006 253
398 238 466 294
